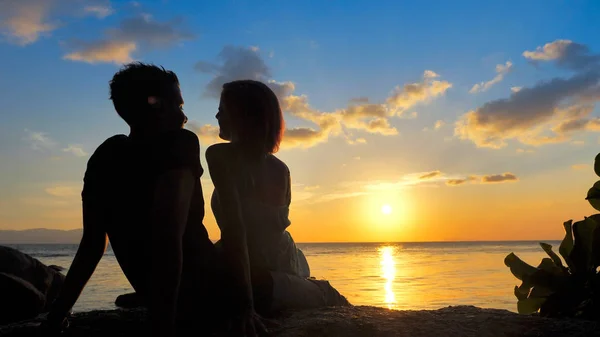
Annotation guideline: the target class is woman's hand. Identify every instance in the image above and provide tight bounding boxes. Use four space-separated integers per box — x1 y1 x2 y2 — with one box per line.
228 309 269 337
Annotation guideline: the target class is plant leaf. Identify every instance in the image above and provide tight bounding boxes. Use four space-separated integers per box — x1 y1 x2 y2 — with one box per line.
590 214 600 268
540 242 564 269
505 253 537 281
529 286 554 298
594 152 600 177
570 217 597 272
517 298 546 314
586 181 600 212
537 257 564 276
514 285 528 301
559 220 574 271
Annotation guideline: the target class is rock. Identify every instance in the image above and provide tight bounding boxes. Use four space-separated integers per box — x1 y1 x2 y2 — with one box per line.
0 246 65 325
2 305 600 337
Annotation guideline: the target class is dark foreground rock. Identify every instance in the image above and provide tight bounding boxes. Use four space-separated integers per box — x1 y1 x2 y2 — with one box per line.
1 305 600 337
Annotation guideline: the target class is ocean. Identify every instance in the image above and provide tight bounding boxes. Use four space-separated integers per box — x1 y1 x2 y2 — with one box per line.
3 241 559 313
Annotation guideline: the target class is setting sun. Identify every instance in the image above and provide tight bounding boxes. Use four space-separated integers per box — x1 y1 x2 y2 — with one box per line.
381 204 393 215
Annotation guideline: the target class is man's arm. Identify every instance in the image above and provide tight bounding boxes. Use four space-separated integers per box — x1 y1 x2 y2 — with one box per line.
45 201 108 326
149 169 195 337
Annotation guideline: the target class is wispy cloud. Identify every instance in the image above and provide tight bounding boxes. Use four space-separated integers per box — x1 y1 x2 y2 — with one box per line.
62 145 88 157
23 130 87 157
45 184 82 197
572 164 589 170
84 3 114 19
481 173 518 183
24 129 57 151
470 61 513 94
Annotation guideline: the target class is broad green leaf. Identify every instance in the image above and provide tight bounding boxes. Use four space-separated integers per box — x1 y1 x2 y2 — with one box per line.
559 220 574 270
514 285 528 301
586 181 600 212
594 152 600 177
517 298 546 314
505 253 537 281
571 217 597 272
540 242 564 269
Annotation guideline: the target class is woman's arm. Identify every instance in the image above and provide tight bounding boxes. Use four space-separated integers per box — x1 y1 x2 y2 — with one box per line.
205 145 254 310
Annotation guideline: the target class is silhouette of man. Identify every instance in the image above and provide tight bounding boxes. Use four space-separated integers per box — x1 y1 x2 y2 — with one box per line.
42 63 231 337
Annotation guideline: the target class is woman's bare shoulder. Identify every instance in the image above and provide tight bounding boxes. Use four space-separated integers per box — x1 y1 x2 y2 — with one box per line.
267 154 290 176
206 143 235 162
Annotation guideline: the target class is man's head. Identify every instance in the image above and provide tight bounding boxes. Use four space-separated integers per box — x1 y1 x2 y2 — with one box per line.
109 62 187 133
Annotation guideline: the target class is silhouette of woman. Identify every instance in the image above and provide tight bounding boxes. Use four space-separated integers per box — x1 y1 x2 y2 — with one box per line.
206 80 349 319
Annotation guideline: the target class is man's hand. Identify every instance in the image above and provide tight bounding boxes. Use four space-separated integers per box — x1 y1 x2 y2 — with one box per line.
228 309 269 337
38 315 70 336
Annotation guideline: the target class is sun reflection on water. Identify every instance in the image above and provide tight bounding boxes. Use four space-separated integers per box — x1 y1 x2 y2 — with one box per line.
379 246 397 309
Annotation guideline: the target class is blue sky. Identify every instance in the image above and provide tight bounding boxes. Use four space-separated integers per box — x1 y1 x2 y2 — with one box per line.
1 0 600 242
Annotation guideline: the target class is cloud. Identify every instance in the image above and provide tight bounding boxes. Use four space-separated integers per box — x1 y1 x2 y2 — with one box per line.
511 87 522 93
304 185 320 191
446 176 477 186
419 170 442 179
64 40 136 64
572 164 589 170
469 61 513 94
523 39 600 71
84 3 114 19
24 129 57 151
24 129 87 157
455 41 600 149
194 46 451 149
0 0 115 46
516 148 535 154
434 120 445 130
350 97 369 104
186 122 223 146
481 172 518 183
45 184 81 197
0 0 56 45
386 70 453 116
64 14 194 64
62 145 88 157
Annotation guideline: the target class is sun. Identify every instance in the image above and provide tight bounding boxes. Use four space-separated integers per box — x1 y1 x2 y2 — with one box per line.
381 204 393 215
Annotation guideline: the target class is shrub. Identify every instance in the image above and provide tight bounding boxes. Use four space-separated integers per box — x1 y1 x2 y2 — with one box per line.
504 153 600 319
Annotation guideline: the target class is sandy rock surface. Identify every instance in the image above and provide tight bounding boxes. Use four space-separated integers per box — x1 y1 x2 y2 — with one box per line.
1 305 600 337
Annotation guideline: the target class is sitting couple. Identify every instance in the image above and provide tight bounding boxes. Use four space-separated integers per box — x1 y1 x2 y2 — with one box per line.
41 63 349 337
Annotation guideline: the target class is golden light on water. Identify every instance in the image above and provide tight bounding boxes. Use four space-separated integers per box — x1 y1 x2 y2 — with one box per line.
379 246 397 309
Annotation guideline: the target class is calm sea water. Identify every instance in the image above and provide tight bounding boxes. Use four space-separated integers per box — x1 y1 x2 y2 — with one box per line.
4 241 559 313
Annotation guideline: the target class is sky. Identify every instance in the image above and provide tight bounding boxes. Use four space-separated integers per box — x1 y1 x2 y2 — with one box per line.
1 0 600 242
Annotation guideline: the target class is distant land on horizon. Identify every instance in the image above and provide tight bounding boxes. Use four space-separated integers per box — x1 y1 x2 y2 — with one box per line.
0 228 561 245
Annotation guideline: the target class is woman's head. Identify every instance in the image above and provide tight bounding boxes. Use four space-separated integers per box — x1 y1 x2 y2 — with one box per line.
217 80 284 154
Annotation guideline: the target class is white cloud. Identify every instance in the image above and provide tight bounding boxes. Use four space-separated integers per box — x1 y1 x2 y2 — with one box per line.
24 129 56 151
62 145 88 157
469 61 513 94
386 70 452 116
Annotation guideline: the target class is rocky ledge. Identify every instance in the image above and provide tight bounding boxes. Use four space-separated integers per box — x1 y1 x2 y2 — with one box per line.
1 305 600 337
